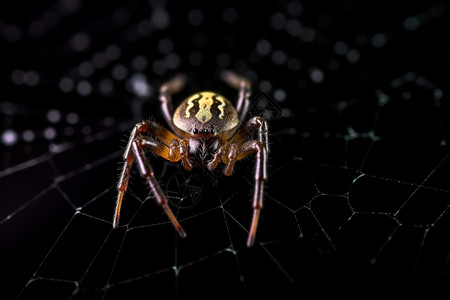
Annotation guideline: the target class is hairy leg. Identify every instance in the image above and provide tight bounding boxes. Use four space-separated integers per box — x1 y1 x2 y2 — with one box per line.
114 120 190 238
208 117 269 247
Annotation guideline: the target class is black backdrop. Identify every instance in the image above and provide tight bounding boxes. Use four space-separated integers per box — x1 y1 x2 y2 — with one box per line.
1 1 450 299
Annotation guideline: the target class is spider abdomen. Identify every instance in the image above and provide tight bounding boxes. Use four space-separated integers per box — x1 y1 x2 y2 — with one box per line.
173 91 239 135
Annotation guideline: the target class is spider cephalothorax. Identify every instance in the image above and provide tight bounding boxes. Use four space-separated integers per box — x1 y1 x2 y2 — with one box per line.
113 71 268 247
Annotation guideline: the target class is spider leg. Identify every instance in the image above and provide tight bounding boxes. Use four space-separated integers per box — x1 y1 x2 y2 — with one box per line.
214 116 268 247
241 141 267 247
206 143 228 171
159 74 187 137
207 140 264 247
114 120 188 238
220 70 251 132
169 139 194 171
114 155 134 228
237 117 268 247
132 139 186 237
231 116 269 153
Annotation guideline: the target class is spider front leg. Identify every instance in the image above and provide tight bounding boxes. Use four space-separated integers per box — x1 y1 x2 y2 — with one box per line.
114 120 187 238
217 140 267 247
239 140 267 247
131 140 186 237
209 116 268 247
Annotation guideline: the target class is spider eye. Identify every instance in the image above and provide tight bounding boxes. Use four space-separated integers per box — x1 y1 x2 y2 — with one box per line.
210 128 215 134
193 128 198 134
202 129 209 134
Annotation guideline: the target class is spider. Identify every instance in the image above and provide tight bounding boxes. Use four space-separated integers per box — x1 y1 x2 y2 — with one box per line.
113 70 268 247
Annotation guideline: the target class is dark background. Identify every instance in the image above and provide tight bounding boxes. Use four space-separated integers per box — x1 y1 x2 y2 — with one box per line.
1 0 450 299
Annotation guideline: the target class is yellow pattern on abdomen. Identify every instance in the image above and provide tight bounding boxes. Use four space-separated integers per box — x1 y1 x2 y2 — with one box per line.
184 94 197 118
195 93 214 123
216 95 226 119
184 92 227 123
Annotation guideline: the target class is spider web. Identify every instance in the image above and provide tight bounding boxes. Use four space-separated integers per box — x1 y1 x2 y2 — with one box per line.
1 0 450 299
